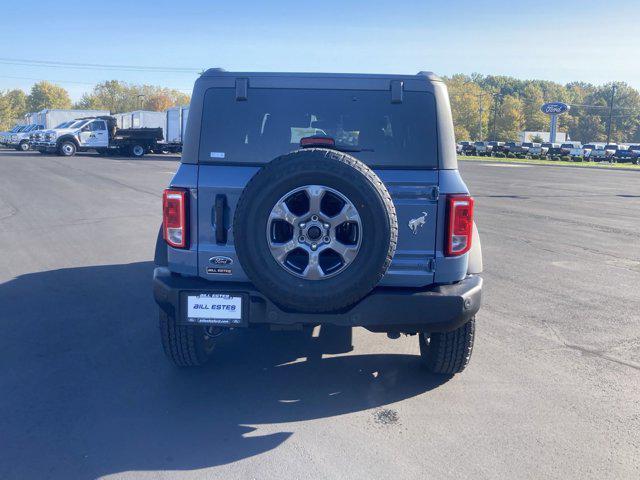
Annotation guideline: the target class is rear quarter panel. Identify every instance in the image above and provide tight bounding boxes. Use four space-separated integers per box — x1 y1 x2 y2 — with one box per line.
166 164 198 275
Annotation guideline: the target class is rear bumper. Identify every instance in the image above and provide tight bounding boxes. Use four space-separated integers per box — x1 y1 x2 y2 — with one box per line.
152 267 482 333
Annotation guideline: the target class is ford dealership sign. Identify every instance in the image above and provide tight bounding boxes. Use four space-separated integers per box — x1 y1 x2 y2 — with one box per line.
541 102 570 115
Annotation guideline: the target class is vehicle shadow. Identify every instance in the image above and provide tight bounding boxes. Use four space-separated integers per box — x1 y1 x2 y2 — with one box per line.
0 262 447 478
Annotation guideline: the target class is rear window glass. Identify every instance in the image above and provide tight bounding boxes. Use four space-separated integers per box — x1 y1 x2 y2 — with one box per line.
199 88 438 168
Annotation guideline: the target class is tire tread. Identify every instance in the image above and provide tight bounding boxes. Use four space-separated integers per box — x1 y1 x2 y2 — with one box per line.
420 317 475 374
159 310 208 367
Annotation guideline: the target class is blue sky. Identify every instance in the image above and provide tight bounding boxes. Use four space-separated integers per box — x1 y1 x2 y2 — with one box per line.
1 0 639 100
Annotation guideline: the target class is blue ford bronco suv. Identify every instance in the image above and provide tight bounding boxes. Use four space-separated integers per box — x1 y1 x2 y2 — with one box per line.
153 69 483 374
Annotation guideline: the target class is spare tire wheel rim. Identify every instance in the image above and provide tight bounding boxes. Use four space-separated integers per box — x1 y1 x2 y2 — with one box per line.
266 184 362 280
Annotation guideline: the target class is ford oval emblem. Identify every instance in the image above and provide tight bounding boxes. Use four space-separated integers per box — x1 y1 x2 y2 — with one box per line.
209 256 233 266
540 102 570 115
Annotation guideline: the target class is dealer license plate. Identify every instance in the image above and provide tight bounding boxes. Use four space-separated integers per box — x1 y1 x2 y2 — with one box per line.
186 293 244 326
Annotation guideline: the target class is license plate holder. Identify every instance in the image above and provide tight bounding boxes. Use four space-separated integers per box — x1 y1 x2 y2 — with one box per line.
181 292 248 327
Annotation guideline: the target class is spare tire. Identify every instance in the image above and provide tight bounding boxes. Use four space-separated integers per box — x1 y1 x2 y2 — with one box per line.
234 148 397 313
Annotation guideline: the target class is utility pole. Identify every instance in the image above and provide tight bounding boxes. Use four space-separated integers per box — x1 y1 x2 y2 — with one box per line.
606 85 617 144
478 98 483 142
492 94 500 141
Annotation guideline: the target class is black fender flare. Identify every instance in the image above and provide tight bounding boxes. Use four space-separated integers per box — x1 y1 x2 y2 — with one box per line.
154 225 168 266
56 135 79 148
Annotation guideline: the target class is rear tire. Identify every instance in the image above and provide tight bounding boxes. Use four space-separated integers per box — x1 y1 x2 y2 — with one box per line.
419 317 475 375
159 310 215 367
130 144 145 157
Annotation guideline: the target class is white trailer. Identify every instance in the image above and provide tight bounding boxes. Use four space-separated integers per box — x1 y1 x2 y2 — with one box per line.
31 109 110 129
164 105 189 151
24 112 39 125
113 112 135 129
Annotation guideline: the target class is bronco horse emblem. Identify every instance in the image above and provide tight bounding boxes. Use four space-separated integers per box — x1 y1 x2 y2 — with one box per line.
408 212 429 235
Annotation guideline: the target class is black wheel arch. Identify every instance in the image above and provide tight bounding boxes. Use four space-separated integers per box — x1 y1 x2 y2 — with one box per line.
57 135 79 148
154 225 168 266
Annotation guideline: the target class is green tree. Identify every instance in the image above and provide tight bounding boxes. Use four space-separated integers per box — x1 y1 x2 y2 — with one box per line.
521 84 548 131
572 114 606 143
0 89 28 130
446 74 640 143
27 81 71 111
495 95 525 141
76 80 190 113
446 75 490 141
4 89 28 118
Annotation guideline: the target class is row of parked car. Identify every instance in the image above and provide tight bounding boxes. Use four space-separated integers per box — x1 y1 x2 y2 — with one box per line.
456 141 640 164
0 106 189 156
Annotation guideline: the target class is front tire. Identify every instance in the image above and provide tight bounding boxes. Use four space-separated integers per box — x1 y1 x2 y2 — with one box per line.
58 141 77 157
419 317 475 375
18 141 30 151
159 310 215 367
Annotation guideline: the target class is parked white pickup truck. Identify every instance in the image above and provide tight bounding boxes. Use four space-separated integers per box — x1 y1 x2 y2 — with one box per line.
582 143 597 158
7 124 45 151
30 120 81 147
474 141 492 155
588 144 608 161
33 116 163 157
527 143 546 156
604 144 619 158
561 142 583 158
0 124 26 146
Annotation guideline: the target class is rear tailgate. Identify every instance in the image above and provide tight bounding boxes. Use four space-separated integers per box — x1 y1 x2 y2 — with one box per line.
376 170 438 287
196 165 439 287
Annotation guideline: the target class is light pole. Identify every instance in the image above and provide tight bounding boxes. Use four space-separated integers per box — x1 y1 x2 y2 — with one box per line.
478 100 483 142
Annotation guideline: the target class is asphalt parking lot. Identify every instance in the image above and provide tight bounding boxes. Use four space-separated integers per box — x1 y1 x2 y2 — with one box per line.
0 151 638 480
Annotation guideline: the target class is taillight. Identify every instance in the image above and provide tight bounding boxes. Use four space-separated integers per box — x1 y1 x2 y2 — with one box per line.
162 189 188 248
446 195 474 256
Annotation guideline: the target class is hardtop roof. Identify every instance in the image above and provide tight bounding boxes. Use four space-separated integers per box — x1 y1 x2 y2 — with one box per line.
200 68 443 82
